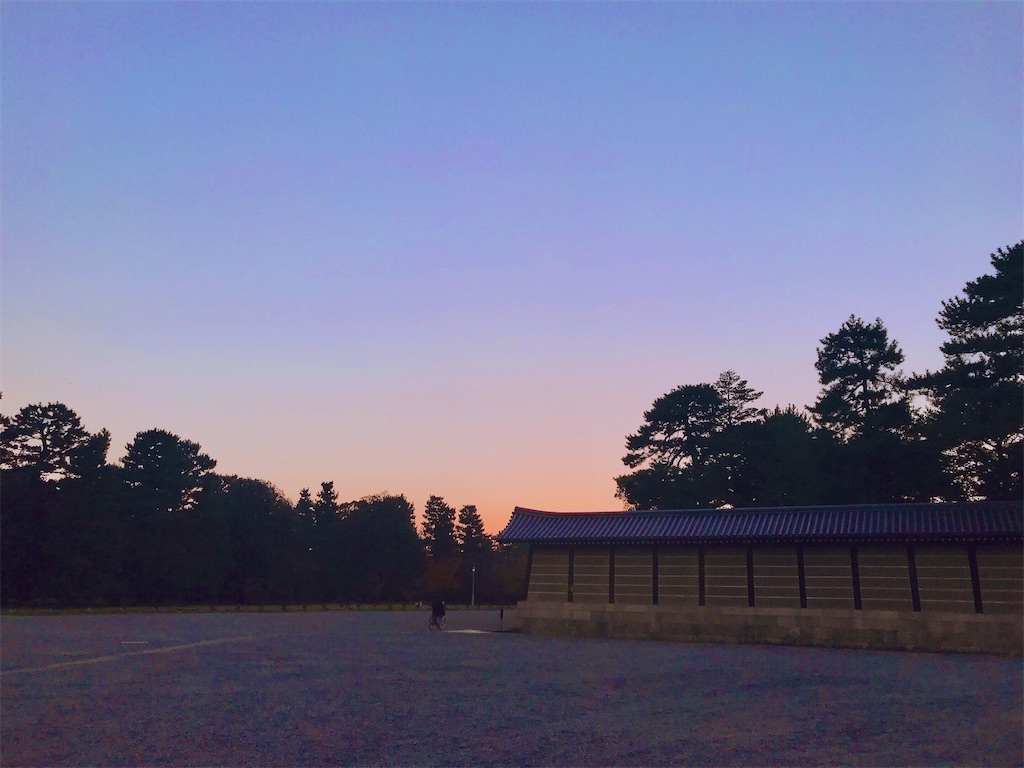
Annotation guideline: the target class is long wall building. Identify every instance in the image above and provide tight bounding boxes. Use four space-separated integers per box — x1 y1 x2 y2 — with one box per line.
496 501 1023 655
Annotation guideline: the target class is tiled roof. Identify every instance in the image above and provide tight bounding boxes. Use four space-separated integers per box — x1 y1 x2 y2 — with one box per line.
495 501 1023 545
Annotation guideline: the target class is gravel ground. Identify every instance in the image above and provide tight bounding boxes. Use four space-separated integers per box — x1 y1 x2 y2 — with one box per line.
1 609 1021 767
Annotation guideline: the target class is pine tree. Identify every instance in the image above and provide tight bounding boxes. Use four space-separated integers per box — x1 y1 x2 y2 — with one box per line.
1 402 92 479
714 370 765 428
810 315 910 440
121 429 217 513
421 495 457 558
456 504 492 559
915 242 1023 499
295 488 314 518
726 406 825 507
622 383 723 472
809 316 941 503
312 482 338 526
616 372 766 509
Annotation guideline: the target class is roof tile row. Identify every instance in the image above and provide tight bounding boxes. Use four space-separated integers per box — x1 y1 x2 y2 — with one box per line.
495 501 1023 544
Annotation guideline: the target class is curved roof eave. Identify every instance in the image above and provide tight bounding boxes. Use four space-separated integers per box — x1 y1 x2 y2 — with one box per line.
495 501 1024 545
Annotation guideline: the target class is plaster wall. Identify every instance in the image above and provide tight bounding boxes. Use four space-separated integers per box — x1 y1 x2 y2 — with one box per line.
519 542 1022 655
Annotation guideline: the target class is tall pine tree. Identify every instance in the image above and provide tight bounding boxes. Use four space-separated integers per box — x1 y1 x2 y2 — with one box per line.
810 316 935 503
810 315 910 440
1 402 93 480
421 495 457 558
616 371 765 509
312 481 339 527
457 504 492 560
915 242 1023 499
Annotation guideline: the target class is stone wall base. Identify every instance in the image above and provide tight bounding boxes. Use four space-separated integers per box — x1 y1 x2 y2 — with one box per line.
516 601 1023 656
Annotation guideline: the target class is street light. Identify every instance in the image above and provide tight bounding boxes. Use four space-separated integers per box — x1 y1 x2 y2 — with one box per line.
471 564 476 607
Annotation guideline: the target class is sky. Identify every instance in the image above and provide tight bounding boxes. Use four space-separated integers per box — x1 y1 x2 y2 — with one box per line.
3 2 1022 534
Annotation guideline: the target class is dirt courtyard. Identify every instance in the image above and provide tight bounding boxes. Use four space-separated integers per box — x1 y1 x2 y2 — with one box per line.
1 609 1021 767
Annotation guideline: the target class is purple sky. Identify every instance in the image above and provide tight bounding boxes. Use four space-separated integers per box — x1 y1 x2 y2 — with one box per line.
3 2 1021 533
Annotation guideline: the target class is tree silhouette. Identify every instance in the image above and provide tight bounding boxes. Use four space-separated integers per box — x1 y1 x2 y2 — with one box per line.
121 429 217 514
422 495 457 558
714 370 765 428
0 467 60 603
52 430 125 605
617 372 766 509
295 488 314 518
68 429 112 481
622 384 722 472
344 494 423 602
1 402 92 480
456 504 493 603
118 430 218 603
457 504 491 558
810 316 941 503
215 477 296 604
312 481 339 526
915 242 1023 499
725 406 826 507
709 370 767 504
810 315 910 440
420 495 458 598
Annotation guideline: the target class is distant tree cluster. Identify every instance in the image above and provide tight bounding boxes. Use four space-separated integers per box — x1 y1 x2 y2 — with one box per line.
616 243 1022 509
0 413 526 608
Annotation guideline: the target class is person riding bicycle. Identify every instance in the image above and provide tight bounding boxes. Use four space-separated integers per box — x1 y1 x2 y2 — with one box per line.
429 598 446 629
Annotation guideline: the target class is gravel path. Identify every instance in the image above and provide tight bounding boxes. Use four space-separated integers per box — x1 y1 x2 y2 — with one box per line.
1 610 1021 767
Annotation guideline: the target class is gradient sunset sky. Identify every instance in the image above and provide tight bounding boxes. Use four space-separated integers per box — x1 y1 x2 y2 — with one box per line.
3 2 1021 534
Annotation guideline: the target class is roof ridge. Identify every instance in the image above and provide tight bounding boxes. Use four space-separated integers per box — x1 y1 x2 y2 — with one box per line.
513 500 1021 517
498 500 1023 543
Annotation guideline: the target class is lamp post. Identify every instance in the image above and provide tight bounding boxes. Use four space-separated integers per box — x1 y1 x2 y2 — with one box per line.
471 564 476 607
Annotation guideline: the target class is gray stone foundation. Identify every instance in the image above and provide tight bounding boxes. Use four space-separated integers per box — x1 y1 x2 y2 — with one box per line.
517 600 1023 655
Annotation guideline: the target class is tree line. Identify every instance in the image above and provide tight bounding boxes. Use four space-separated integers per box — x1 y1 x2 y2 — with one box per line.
0 415 527 608
2 242 1019 608
616 243 1022 509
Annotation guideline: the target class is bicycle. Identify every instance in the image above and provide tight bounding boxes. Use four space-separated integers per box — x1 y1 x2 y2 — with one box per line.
428 612 445 630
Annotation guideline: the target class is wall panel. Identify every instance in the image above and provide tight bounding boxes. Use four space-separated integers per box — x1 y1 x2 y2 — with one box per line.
658 547 700 606
615 547 653 605
573 547 610 604
753 547 800 608
915 546 974 613
803 547 854 609
705 548 748 607
858 546 913 612
977 545 1024 615
527 548 568 602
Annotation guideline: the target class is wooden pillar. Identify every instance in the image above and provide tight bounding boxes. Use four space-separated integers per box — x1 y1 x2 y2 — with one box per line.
652 546 660 606
850 546 862 610
524 545 535 599
907 545 921 612
797 545 807 608
746 546 755 607
698 546 706 606
608 546 616 604
968 544 983 614
567 548 575 603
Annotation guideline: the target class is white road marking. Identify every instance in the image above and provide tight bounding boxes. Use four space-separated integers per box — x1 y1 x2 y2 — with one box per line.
1 636 253 676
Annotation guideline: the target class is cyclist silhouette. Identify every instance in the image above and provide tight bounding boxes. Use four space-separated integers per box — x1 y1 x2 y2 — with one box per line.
429 598 446 630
